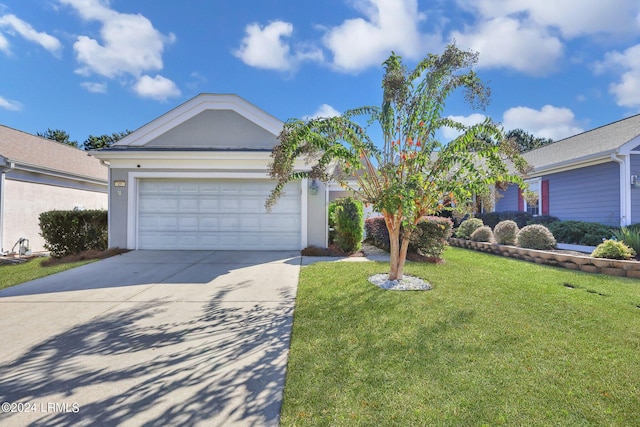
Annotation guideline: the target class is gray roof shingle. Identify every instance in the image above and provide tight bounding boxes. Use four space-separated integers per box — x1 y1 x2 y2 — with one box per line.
0 125 107 182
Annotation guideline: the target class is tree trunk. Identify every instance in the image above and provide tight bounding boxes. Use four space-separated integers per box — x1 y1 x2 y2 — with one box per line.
384 212 402 280
396 229 412 280
388 221 401 280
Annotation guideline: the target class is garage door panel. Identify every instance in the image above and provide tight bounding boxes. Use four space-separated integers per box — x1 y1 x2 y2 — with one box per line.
138 179 301 250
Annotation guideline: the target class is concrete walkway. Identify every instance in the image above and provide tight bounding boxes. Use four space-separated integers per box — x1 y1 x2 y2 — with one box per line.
0 250 300 427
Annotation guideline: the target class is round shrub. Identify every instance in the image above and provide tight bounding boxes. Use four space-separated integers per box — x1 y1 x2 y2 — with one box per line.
591 239 636 260
455 218 483 239
494 220 519 245
470 226 494 242
516 224 556 250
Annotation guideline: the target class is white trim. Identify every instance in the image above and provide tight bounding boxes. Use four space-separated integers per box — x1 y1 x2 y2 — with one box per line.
301 179 308 249
524 177 542 216
529 155 613 177
611 153 631 226
126 171 306 250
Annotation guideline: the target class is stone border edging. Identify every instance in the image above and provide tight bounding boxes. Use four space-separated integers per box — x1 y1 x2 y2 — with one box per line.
448 238 640 279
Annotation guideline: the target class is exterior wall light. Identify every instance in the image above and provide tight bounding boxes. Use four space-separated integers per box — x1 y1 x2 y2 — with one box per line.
632 175 640 189
309 179 319 195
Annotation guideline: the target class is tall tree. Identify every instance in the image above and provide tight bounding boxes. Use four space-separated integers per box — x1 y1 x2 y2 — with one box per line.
83 130 132 151
267 43 529 280
37 128 78 148
506 128 553 153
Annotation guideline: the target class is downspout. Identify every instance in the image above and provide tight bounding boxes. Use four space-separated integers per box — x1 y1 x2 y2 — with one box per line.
611 153 631 227
0 160 15 254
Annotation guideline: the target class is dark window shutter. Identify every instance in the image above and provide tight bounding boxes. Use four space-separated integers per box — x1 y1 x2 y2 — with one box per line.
517 187 524 211
541 180 549 215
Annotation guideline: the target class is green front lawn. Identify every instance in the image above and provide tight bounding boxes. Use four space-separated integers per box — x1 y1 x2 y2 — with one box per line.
0 258 93 291
282 247 640 426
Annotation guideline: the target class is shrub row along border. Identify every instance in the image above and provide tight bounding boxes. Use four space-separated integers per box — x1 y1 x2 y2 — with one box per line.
448 237 640 279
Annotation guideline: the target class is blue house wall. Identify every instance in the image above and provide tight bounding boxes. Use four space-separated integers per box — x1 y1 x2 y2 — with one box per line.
495 161 621 226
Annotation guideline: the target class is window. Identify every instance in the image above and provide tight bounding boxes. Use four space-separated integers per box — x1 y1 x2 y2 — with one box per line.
524 178 541 216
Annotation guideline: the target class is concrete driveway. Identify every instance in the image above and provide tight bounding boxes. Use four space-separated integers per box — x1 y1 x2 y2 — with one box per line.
0 250 300 426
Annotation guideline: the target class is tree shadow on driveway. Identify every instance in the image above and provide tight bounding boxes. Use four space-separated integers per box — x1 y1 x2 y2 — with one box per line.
0 283 295 426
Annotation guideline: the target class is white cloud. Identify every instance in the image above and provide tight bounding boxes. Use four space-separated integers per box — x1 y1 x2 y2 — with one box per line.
502 105 583 141
0 95 22 111
322 0 441 73
0 14 61 55
133 74 181 101
596 44 640 109
0 32 8 53
234 20 323 71
304 104 341 120
234 21 294 71
457 0 640 38
441 113 486 141
80 81 107 93
60 0 179 100
451 17 563 76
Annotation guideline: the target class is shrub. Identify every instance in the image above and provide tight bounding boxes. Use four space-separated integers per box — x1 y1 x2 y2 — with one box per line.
516 224 556 250
365 216 453 260
39 210 108 258
477 211 532 228
591 239 636 260
332 197 364 253
527 215 560 226
611 226 640 257
365 216 389 250
547 220 613 246
328 201 338 244
494 220 519 245
455 218 484 239
409 216 453 259
470 226 494 242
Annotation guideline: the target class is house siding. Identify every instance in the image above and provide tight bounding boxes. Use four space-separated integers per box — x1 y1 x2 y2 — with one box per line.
546 162 620 226
495 184 519 212
494 162 621 226
631 154 640 224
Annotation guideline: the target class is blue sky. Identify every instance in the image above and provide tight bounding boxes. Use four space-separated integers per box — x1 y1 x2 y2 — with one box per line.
1 0 640 146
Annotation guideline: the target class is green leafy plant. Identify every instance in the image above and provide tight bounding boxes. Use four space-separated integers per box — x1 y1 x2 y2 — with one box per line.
328 201 338 244
408 216 453 260
494 220 519 245
547 220 613 246
611 226 640 257
332 197 364 253
455 218 484 239
477 211 533 228
591 239 636 260
365 216 453 261
470 225 494 242
516 224 556 250
39 210 108 258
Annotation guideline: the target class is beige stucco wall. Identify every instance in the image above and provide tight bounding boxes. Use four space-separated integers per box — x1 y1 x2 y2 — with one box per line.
3 179 107 253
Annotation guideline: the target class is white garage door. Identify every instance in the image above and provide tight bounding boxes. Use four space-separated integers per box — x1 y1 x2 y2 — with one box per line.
137 179 301 250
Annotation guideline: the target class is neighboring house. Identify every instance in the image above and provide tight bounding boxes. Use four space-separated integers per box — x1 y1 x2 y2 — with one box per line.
92 93 343 251
0 125 108 253
494 113 640 227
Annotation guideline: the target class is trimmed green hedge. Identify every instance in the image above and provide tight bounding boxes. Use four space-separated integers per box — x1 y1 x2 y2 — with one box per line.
39 210 108 258
365 216 453 260
547 220 613 246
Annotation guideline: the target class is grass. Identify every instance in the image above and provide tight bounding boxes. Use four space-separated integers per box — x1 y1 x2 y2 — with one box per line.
281 247 640 426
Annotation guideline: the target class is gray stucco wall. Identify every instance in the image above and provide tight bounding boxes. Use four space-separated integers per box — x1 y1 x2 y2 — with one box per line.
546 161 620 226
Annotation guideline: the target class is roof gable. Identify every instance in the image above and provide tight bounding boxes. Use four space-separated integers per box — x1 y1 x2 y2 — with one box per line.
0 125 107 182
113 94 283 150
